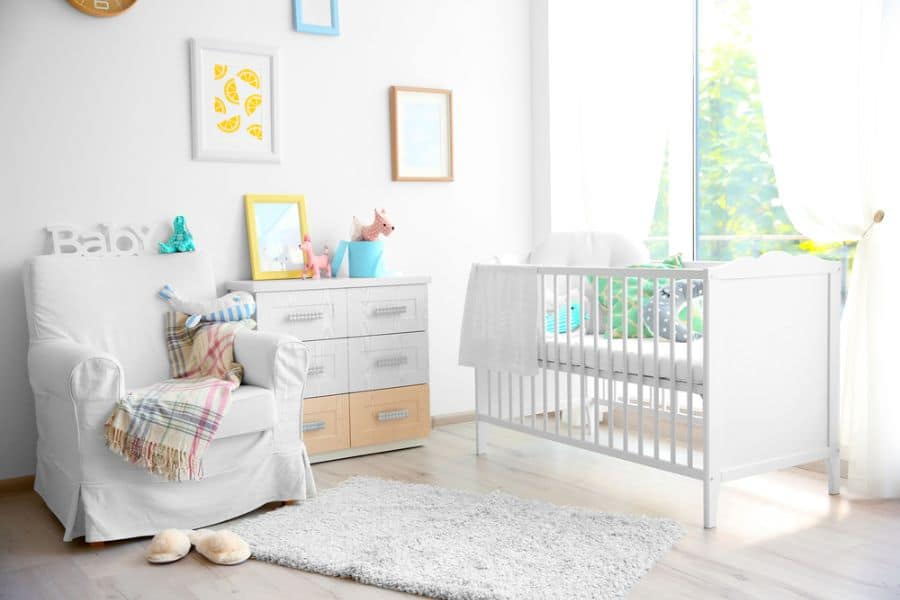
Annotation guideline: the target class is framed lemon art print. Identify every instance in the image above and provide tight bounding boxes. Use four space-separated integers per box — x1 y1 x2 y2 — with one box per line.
190 39 280 163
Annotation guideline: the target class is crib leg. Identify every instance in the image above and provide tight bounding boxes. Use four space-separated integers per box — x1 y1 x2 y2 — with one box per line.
703 476 719 529
476 419 489 455
826 449 841 495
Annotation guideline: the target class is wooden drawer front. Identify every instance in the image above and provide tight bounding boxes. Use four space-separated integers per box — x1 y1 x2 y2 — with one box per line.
302 394 350 454
256 289 347 341
347 285 427 337
304 339 349 398
349 385 430 448
347 332 429 393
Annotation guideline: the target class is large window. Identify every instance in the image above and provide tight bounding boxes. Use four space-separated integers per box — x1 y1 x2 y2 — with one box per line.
549 0 855 272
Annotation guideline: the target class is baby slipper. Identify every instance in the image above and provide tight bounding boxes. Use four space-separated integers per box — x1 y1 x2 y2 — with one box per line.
189 529 251 566
146 529 191 564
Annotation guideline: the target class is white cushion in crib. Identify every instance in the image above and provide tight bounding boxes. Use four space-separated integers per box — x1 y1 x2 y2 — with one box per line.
529 232 649 268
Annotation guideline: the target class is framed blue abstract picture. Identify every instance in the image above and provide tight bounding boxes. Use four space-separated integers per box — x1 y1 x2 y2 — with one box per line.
390 86 454 182
294 0 339 36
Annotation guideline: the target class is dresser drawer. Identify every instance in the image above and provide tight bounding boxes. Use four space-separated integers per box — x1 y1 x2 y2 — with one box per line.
347 332 428 393
302 394 350 454
347 285 427 337
256 290 347 341
349 385 430 448
304 339 349 398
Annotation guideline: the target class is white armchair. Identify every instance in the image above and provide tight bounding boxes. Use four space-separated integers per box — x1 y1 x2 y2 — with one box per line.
24 251 315 543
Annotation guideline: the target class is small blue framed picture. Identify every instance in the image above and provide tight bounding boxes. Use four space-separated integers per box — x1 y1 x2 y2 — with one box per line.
294 0 340 36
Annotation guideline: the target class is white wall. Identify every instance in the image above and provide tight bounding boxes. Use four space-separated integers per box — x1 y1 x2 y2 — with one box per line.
0 0 533 479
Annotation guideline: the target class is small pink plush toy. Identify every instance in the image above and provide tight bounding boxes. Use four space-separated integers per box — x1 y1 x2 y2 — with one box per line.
352 208 395 241
300 235 331 279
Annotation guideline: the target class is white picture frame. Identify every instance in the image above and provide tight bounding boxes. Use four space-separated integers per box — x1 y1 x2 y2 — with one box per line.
190 39 280 163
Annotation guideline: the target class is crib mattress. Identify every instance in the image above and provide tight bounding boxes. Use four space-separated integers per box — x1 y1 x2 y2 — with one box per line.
540 335 704 385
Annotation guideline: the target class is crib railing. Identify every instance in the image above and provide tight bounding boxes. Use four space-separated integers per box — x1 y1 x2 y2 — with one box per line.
475 265 710 479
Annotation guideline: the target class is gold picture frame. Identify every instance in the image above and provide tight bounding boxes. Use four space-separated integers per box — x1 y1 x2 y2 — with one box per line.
244 194 310 280
390 86 454 182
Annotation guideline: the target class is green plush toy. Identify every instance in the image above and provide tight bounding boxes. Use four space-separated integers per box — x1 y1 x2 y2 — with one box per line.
590 254 685 339
159 216 195 254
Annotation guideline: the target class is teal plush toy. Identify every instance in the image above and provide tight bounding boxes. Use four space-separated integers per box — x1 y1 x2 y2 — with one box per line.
159 216 195 254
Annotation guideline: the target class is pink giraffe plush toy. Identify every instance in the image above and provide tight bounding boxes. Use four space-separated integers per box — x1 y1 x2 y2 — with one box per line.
300 235 331 279
352 208 395 241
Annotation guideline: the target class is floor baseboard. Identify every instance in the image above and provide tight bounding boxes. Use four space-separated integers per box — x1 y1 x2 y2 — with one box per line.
432 411 475 427
0 475 35 495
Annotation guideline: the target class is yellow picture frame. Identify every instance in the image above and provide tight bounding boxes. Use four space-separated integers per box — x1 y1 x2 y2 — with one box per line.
244 194 311 280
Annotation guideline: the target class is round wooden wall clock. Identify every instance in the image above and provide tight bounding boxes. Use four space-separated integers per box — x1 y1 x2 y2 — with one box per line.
67 0 138 18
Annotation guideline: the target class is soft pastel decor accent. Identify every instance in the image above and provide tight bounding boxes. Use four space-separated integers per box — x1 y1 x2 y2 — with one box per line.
159 216 195 254
331 240 386 278
244 194 309 280
300 234 331 279
293 0 340 36
104 314 254 481
592 254 687 339
352 208 395 241
158 285 256 329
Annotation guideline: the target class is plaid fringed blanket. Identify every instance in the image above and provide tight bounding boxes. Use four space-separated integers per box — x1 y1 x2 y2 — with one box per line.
104 313 255 481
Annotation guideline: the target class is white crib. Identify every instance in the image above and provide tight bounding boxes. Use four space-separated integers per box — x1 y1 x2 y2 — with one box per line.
468 250 841 528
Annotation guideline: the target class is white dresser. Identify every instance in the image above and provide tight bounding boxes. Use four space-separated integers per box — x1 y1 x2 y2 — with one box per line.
227 277 431 462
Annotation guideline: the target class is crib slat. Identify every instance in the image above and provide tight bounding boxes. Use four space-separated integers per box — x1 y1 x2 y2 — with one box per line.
670 276 677 464
530 374 536 429
622 275 629 453
593 273 600 446
702 274 710 474
487 369 493 419
519 376 524 425
653 277 660 460
554 274 561 436
607 276 614 449
579 275 586 441
687 278 694 468
637 276 644 457
566 274 573 439
542 274 548 432
507 372 513 423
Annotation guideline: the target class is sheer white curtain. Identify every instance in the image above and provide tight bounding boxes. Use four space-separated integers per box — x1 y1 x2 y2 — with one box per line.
753 0 900 496
548 1 689 240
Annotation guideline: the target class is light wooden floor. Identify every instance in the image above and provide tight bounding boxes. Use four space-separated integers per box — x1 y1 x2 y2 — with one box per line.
2 423 899 600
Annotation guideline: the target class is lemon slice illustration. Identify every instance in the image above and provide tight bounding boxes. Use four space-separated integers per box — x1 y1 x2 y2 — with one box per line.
217 115 241 133
214 64 228 80
223 78 240 104
214 96 227 114
237 68 260 89
247 124 263 140
244 94 262 117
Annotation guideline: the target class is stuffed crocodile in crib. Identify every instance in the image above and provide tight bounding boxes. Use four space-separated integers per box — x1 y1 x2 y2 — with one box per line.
158 284 256 329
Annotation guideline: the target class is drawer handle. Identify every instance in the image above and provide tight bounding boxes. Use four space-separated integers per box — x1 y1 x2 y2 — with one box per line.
307 365 325 377
287 311 324 322
373 305 408 316
377 409 409 422
374 355 408 369
303 420 327 433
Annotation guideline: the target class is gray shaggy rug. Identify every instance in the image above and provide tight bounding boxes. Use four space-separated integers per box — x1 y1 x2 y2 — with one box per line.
229 476 683 600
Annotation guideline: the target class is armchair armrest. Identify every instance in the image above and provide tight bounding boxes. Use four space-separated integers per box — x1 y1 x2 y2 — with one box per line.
233 330 310 453
28 339 125 409
28 339 125 474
